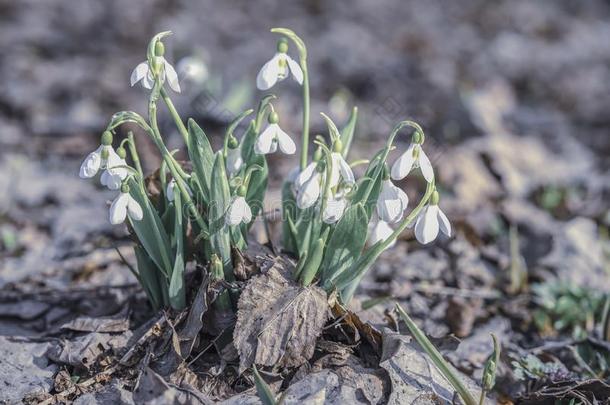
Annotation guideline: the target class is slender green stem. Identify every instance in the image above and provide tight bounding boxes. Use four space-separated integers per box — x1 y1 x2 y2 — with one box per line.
300 67 310 170
160 87 189 144
127 131 144 178
478 390 486 405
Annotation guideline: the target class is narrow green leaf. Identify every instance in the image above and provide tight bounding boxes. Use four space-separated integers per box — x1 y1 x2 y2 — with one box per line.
134 245 163 311
209 152 232 276
187 119 215 203
340 107 358 158
395 304 478 405
321 204 368 282
253 366 277 405
298 228 329 286
168 191 186 310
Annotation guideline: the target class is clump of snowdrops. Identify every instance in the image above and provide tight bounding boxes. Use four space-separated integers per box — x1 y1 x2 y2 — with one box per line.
79 29 451 311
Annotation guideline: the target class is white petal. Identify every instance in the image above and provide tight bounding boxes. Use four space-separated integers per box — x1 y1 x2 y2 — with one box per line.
254 124 277 154
377 181 407 223
237 197 252 224
415 205 439 244
323 197 346 224
164 60 181 93
127 195 143 221
256 54 281 90
226 147 244 175
226 197 250 226
142 72 155 89
79 146 103 178
103 171 122 190
275 125 296 154
335 153 355 184
295 162 317 189
391 143 416 180
297 174 321 209
418 149 435 183
437 207 451 237
109 193 129 225
130 62 149 86
102 146 120 169
166 179 176 201
286 55 303 85
370 220 395 247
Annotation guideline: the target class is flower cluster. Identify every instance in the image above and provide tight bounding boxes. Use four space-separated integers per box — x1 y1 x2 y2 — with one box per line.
79 29 451 310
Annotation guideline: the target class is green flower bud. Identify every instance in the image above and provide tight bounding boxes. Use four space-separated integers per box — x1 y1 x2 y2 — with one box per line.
313 146 323 162
268 111 279 124
430 190 440 205
228 136 239 149
237 185 247 197
101 130 113 146
333 139 343 153
277 38 288 54
117 147 127 159
121 183 130 193
412 131 422 144
154 41 165 57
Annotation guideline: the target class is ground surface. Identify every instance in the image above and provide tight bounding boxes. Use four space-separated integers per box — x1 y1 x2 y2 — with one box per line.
1 0 610 403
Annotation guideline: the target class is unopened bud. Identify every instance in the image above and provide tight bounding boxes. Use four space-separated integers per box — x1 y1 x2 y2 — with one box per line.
333 139 343 153
228 136 239 149
412 131 422 144
101 131 113 146
313 146 323 162
237 185 247 197
117 147 127 159
121 183 130 193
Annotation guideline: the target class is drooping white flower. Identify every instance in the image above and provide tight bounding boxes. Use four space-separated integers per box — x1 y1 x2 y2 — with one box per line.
79 144 123 179
413 200 451 245
166 178 193 202
226 146 244 176
256 45 303 90
225 196 252 226
295 162 322 209
254 123 296 155
322 194 347 224
377 179 409 223
369 219 395 248
109 192 143 225
329 152 355 188
130 57 181 93
391 142 434 182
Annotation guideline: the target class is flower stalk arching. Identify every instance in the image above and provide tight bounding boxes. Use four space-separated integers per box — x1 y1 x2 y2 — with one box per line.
271 28 310 170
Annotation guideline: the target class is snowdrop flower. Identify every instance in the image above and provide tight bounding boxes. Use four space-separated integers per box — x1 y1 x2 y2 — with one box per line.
369 219 395 248
79 131 123 180
329 152 355 188
225 187 252 226
254 112 296 155
109 185 143 225
322 193 347 224
166 178 193 202
413 191 451 245
377 179 409 223
256 38 303 90
295 162 323 209
226 144 244 176
391 133 434 183
130 41 181 93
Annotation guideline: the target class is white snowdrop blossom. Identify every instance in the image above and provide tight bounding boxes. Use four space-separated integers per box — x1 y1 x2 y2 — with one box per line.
329 152 355 188
322 194 347 224
413 200 451 245
369 219 395 248
131 57 181 93
254 123 296 155
226 146 244 176
109 192 143 225
295 162 323 209
376 179 409 223
166 178 193 202
391 142 434 183
256 52 303 90
100 157 128 190
79 144 123 180
225 196 252 226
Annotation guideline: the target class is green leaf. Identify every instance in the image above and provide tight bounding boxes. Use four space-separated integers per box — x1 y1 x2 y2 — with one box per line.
396 304 478 405
281 181 298 255
246 159 268 227
187 118 215 203
298 228 330 286
340 107 358 158
209 152 232 275
168 190 186 310
320 204 368 283
253 366 277 405
128 179 173 276
134 245 164 310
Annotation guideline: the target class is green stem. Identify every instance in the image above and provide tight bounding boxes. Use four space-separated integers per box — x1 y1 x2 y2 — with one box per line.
160 87 189 145
300 67 310 170
478 390 486 405
127 131 144 178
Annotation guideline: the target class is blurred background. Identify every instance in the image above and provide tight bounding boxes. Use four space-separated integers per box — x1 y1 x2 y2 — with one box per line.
1 0 610 400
